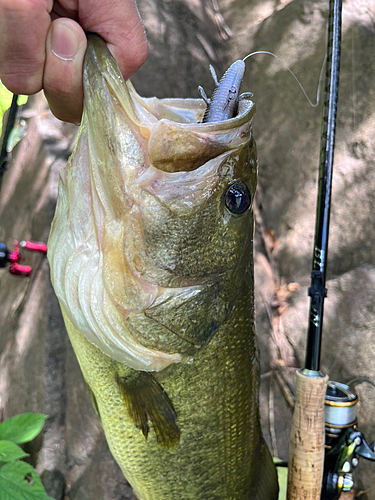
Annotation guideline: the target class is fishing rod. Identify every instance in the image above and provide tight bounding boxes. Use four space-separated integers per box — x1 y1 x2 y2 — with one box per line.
0 93 48 275
287 0 342 498
0 93 19 191
285 1 375 497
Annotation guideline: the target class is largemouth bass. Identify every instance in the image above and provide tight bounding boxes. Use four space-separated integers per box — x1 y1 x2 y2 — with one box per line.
48 34 279 500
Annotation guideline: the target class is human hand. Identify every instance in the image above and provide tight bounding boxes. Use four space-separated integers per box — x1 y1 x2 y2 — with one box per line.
0 0 148 123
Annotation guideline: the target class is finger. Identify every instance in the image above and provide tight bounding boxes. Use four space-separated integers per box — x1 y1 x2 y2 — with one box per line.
44 18 87 123
77 0 149 79
0 0 52 95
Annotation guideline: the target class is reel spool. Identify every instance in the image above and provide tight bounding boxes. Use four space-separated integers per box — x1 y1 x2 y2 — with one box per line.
325 381 358 438
322 381 375 500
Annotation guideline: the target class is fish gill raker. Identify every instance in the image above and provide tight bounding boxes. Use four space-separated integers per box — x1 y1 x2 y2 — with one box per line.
202 59 246 123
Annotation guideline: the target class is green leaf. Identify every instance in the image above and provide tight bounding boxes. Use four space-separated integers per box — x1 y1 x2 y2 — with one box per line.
0 441 29 463
0 81 28 136
0 414 47 445
273 457 287 500
0 461 53 500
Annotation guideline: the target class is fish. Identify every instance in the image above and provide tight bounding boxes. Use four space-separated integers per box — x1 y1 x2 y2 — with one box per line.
47 34 279 500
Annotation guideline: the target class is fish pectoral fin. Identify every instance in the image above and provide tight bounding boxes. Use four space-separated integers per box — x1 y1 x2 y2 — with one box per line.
116 371 180 449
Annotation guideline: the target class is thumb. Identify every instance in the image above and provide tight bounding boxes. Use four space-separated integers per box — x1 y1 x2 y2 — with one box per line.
44 19 87 123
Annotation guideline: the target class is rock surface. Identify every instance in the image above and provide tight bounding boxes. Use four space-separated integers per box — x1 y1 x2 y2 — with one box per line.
0 0 374 499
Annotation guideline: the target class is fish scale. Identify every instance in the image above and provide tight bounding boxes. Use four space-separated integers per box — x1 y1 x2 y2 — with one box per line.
48 34 279 499
63 289 275 499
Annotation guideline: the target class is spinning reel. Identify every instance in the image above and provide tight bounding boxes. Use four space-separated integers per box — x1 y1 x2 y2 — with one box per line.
0 240 47 276
322 381 375 499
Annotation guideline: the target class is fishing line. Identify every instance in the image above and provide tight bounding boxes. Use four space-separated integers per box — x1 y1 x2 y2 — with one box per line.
347 377 375 390
242 50 326 108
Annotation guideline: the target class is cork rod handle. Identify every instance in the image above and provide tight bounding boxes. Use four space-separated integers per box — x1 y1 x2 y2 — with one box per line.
287 370 328 500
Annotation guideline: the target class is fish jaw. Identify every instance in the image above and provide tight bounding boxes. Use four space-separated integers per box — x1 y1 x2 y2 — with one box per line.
48 34 257 372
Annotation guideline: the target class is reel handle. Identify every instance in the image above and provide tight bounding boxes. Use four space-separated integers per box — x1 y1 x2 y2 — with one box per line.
287 370 329 500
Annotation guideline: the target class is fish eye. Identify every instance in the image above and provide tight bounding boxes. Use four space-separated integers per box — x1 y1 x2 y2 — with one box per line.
224 182 251 215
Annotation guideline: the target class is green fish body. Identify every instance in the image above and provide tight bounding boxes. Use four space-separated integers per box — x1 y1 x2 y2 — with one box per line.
48 35 279 500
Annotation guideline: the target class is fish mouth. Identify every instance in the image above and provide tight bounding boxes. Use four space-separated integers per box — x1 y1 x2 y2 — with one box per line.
84 34 255 174
125 84 255 173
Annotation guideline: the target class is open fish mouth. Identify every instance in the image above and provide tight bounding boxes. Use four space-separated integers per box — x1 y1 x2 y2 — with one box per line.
48 34 257 372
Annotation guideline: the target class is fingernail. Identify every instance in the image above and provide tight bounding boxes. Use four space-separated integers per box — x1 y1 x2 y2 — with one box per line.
51 22 79 61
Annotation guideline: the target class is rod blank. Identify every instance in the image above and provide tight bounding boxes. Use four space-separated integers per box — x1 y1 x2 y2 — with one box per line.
305 0 342 372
